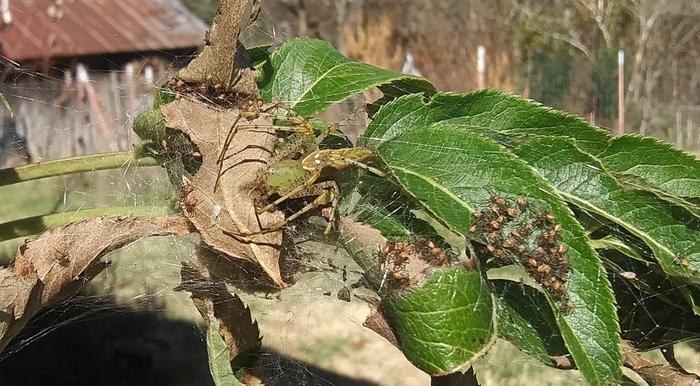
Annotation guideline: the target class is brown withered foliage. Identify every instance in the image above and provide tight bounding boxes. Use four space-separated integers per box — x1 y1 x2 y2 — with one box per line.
162 0 286 287
176 259 263 382
162 99 285 287
0 216 193 352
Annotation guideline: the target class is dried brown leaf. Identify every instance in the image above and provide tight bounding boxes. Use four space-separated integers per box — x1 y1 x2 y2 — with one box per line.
363 309 399 348
177 0 244 87
176 259 261 361
0 216 193 352
162 99 285 287
0 270 39 322
165 0 284 287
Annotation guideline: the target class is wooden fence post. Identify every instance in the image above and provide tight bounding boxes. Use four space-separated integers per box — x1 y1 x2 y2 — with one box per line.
77 63 116 152
477 45 486 89
617 49 625 135
1 0 12 27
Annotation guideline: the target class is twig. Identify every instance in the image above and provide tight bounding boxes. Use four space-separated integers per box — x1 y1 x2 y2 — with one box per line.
0 206 173 240
0 151 158 186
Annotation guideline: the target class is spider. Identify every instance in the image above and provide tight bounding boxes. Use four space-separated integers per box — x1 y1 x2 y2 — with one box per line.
221 110 384 239
213 101 335 192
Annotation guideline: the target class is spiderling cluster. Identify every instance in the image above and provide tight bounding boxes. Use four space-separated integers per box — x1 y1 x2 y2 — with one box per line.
470 196 572 305
378 238 452 290
167 77 263 110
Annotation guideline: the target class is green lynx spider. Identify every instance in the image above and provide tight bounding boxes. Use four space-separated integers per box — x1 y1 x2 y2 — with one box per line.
221 110 383 238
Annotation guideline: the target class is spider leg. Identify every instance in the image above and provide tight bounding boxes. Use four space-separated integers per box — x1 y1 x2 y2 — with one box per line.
266 181 338 234
257 170 321 214
236 186 332 237
342 157 385 177
280 188 331 226
214 117 308 193
214 115 242 192
322 181 340 234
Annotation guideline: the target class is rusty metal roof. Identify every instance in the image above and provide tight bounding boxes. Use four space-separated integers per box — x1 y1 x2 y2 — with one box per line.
0 0 207 62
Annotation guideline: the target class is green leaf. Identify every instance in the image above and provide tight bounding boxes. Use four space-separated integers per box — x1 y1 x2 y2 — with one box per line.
375 90 700 218
589 236 648 265
206 318 245 386
259 37 435 116
597 135 700 215
247 44 272 69
361 91 700 210
438 93 700 218
513 137 700 285
133 106 166 142
154 87 176 107
381 267 496 375
361 91 609 153
493 280 567 365
363 116 621 385
355 204 426 242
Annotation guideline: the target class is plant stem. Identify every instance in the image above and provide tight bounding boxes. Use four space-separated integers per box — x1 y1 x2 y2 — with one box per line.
0 151 159 186
0 206 173 240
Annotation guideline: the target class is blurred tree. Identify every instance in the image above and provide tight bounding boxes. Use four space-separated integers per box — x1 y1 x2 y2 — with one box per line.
528 48 573 110
181 0 218 23
179 0 700 142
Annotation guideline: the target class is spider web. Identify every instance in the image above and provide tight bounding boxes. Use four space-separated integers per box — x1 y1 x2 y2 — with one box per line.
0 22 435 386
0 10 698 386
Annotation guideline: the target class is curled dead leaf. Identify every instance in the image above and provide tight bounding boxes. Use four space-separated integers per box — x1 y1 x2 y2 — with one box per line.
177 0 248 90
177 259 261 358
363 309 399 348
176 259 262 382
161 97 285 287
0 271 41 342
0 216 193 352
158 0 285 287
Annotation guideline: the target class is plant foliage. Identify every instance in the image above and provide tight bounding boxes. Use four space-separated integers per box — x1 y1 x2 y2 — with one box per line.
252 37 700 385
3 32 699 386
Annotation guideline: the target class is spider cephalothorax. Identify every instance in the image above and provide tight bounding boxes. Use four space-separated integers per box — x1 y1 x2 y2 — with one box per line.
253 142 375 235
220 111 382 238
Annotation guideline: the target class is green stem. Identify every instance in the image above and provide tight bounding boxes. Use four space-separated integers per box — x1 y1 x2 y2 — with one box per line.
0 151 160 186
0 206 173 241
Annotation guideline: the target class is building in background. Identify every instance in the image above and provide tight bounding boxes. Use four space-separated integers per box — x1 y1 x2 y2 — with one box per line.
0 0 206 166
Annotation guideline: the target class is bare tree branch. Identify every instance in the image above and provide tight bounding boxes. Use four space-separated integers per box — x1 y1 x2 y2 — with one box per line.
627 0 671 100
576 0 613 46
